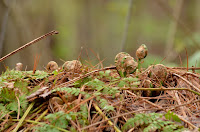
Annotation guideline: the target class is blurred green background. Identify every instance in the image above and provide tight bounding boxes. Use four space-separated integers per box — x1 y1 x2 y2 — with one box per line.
0 0 200 71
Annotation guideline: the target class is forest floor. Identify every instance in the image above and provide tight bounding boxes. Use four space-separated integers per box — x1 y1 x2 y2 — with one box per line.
0 32 200 132
0 58 200 132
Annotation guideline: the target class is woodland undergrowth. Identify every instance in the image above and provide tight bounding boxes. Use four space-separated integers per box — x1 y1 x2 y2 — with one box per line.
0 32 199 132
0 63 199 132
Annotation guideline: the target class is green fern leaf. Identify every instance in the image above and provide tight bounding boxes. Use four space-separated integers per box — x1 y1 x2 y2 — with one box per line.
53 87 85 96
163 124 178 132
19 95 28 111
0 104 9 119
143 117 149 125
33 123 59 132
165 110 181 123
44 111 75 129
122 118 135 131
6 101 18 112
122 112 185 132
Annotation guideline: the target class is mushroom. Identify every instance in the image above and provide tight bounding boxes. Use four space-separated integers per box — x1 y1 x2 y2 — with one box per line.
136 44 148 60
62 60 82 73
142 79 153 97
15 62 23 71
46 61 58 72
115 52 138 77
148 64 168 82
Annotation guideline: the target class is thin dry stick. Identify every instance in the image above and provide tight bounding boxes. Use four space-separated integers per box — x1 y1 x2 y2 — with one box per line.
15 95 20 120
33 54 40 74
93 58 106 68
66 95 95 114
77 85 86 105
93 103 121 132
173 73 200 93
70 120 81 132
183 72 200 78
185 48 189 71
23 109 48 132
88 99 93 123
167 67 200 70
89 48 103 68
120 87 200 96
114 102 122 127
178 55 183 67
56 66 116 88
0 30 58 62
173 91 187 118
169 99 200 111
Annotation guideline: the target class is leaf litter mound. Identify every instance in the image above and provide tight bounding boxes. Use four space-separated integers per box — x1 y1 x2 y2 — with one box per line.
0 32 200 132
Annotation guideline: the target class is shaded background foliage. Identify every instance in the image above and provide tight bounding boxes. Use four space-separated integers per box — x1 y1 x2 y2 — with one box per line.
0 0 200 71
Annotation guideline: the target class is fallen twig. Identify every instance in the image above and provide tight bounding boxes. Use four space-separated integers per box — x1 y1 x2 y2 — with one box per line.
0 30 58 62
173 73 200 93
93 103 122 132
120 87 200 96
12 102 35 132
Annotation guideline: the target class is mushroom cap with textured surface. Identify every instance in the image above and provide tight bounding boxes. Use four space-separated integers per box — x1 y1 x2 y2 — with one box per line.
136 44 148 60
46 61 58 72
62 60 82 72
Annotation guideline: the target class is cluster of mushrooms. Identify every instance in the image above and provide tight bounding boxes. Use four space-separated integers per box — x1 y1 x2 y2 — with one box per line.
115 44 148 77
46 44 148 77
15 60 83 74
14 44 170 98
46 60 82 73
115 44 167 81
15 44 168 84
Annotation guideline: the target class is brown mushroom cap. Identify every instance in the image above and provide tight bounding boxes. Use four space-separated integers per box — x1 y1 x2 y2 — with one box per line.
46 61 58 72
115 52 138 77
148 64 168 82
15 63 23 71
136 44 148 60
124 56 138 74
62 60 82 72
143 79 153 97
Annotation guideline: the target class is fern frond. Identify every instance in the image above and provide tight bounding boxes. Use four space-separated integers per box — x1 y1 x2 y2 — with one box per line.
122 113 161 131
19 95 28 112
53 87 86 96
0 104 9 119
44 111 76 129
97 98 114 112
86 78 120 96
77 104 89 126
0 88 16 102
118 77 140 87
122 113 186 132
165 110 181 123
